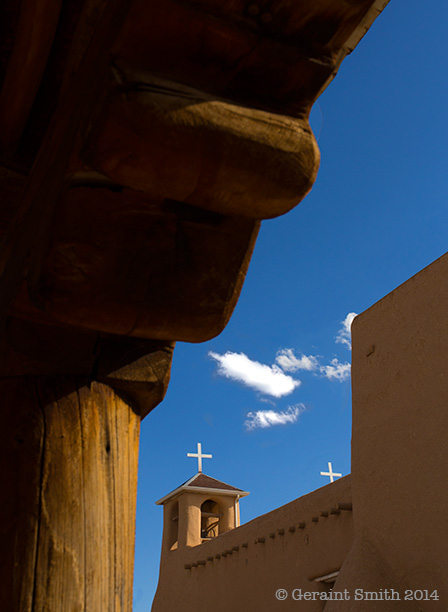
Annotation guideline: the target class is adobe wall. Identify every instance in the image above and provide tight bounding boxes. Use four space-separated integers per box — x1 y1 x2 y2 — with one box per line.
152 476 353 612
326 252 448 611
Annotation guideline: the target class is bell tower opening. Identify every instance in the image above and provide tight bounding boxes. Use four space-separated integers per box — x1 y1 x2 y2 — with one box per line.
200 499 221 540
167 500 179 550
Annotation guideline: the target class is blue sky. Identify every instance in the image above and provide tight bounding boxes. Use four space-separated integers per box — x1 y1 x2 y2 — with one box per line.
133 2 448 609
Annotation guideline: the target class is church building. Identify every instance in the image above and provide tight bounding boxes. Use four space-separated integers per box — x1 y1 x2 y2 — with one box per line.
152 252 448 612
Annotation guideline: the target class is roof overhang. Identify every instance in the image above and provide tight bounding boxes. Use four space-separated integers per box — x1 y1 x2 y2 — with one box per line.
155 473 250 505
156 486 249 505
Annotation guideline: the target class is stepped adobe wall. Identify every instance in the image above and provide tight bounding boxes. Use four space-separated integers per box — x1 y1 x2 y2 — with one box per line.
153 476 353 611
154 250 448 612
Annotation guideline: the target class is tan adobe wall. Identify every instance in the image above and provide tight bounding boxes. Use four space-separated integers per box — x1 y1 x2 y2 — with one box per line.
152 476 353 612
326 251 448 611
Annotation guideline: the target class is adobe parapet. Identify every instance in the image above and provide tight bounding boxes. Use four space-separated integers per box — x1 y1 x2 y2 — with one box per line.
153 475 353 611
332 250 448 610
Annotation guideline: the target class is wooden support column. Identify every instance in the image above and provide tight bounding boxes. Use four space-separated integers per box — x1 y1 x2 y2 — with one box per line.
0 318 174 611
0 377 139 611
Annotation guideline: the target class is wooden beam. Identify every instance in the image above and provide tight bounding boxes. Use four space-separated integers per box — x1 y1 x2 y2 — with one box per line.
83 69 320 219
0 0 131 336
10 187 259 342
0 317 174 418
0 0 62 153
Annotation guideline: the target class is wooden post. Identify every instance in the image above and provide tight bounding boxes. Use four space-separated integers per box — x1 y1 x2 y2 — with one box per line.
0 319 174 611
0 377 139 611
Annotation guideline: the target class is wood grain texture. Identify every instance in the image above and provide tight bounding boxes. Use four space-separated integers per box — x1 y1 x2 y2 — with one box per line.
0 0 387 337
0 0 62 152
0 377 140 612
0 378 43 612
11 186 259 342
96 335 174 419
113 0 375 115
0 317 174 418
84 70 320 219
0 0 130 339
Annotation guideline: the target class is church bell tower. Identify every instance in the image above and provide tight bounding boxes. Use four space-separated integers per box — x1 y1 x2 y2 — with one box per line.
155 443 249 554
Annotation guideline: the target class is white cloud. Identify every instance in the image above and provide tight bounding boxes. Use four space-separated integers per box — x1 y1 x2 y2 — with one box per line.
335 312 357 350
245 404 306 430
259 397 277 406
320 358 351 382
209 351 300 398
275 348 319 372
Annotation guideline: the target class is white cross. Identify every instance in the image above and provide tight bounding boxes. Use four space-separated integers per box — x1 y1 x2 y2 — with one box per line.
320 461 342 483
187 442 212 473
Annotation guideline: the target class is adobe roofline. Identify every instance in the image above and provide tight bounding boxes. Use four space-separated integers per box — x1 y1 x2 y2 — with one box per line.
155 474 250 506
155 486 249 506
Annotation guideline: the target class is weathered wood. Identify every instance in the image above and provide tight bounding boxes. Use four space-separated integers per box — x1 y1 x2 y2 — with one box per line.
96 335 174 418
84 69 320 219
0 317 174 418
113 0 378 115
0 3 390 611
0 0 388 337
0 377 140 611
11 186 259 342
0 0 61 153
0 322 172 607
0 378 43 612
0 0 131 336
